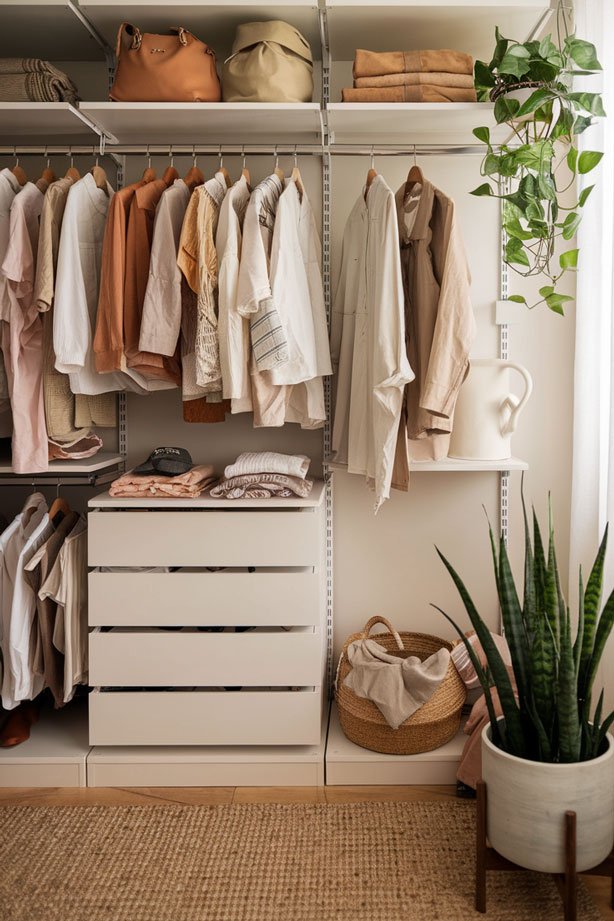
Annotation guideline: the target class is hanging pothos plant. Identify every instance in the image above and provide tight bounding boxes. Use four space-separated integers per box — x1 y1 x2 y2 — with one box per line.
471 8 604 314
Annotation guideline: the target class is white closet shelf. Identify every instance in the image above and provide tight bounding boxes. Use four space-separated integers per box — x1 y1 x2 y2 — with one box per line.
327 458 527 473
77 1 323 60
0 701 90 787
327 103 509 146
0 103 102 145
89 478 326 508
0 452 123 476
325 1 551 63
326 703 465 785
79 102 323 145
0 1 106 60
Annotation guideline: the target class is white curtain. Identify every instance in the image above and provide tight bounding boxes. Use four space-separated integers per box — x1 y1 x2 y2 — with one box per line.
570 0 614 699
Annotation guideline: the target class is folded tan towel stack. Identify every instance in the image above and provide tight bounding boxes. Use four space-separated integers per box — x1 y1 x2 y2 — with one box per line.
342 48 476 103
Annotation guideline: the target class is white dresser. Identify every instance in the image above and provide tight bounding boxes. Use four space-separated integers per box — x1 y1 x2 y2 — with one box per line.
87 482 327 748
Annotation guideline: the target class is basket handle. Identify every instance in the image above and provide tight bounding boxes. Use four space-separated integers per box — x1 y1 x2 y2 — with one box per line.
334 615 404 694
362 615 404 650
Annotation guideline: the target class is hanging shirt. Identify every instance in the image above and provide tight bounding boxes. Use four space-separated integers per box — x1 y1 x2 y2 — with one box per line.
140 177 191 359
177 172 229 402
216 174 252 413
391 178 476 479
0 168 21 434
33 175 113 448
40 514 88 704
269 180 332 386
331 174 414 511
123 168 180 386
0 493 49 709
54 174 146 396
24 510 79 708
1 181 48 473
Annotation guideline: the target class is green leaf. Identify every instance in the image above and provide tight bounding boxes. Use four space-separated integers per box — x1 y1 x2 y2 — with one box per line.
545 293 573 315
558 607 581 762
585 587 614 707
562 211 581 240
574 115 595 136
484 153 501 176
539 285 555 298
498 534 531 708
490 32 509 70
436 547 528 757
473 125 491 144
526 200 545 222
474 63 496 92
567 146 578 174
578 527 609 706
564 37 602 71
578 150 604 174
494 94 521 123
505 237 530 267
539 34 557 59
568 92 606 117
514 139 554 170
508 294 527 304
538 170 557 203
574 567 585 681
559 249 579 270
515 89 553 119
579 185 595 207
528 60 561 82
471 183 495 197
504 216 533 242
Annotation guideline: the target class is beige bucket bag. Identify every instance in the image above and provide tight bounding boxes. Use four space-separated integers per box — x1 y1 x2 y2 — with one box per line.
222 20 314 103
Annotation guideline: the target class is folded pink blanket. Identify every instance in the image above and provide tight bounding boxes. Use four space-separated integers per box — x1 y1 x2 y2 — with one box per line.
48 433 103 460
209 472 314 500
110 464 217 499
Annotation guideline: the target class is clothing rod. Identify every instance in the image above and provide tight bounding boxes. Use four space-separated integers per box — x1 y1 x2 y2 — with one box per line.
0 143 487 157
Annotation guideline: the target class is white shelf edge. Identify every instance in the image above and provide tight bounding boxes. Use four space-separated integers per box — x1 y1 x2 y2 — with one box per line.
88 478 326 509
0 452 123 476
327 458 527 473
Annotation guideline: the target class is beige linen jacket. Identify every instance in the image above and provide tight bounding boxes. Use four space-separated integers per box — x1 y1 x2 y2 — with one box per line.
392 176 475 486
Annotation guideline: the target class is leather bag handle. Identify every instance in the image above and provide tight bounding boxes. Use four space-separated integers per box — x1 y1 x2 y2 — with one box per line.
116 22 216 58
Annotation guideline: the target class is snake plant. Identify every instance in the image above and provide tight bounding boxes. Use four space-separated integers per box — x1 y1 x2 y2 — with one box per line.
433 492 614 763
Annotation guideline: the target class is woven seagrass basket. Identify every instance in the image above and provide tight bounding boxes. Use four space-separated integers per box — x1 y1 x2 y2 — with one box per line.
335 615 466 755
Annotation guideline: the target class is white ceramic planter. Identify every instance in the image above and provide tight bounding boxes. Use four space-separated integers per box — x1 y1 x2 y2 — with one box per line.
482 722 614 873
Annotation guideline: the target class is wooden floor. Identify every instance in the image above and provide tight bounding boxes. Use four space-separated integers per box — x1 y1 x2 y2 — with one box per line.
0 785 611 919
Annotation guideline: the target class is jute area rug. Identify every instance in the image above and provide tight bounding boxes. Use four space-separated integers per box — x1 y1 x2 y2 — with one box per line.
0 801 601 921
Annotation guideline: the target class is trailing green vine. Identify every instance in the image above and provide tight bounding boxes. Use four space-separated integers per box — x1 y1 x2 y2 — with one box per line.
471 6 604 314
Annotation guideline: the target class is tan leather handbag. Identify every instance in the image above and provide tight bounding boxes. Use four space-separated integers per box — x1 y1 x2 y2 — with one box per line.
109 23 221 102
222 21 313 103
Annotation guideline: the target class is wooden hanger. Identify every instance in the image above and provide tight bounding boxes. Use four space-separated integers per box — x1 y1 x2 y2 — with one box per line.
162 164 179 186
291 147 303 200
91 164 108 192
184 148 204 191
140 146 156 183
64 148 80 182
49 491 70 526
11 149 27 187
364 147 377 200
38 149 55 186
273 146 285 183
240 146 250 186
405 145 424 196
217 147 232 187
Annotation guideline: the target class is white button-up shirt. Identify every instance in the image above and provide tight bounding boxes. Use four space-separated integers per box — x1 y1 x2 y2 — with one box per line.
331 175 414 510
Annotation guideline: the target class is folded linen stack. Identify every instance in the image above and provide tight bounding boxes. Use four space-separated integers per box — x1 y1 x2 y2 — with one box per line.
109 465 217 499
210 451 314 500
342 48 476 103
0 58 79 104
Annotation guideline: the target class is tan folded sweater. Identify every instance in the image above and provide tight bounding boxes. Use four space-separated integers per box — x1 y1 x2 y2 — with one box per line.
342 85 478 103
354 71 474 89
353 48 474 79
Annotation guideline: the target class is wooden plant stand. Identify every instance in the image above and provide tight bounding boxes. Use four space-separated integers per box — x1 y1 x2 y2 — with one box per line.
476 780 614 921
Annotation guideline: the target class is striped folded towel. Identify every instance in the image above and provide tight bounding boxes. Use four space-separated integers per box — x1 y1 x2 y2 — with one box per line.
224 452 311 480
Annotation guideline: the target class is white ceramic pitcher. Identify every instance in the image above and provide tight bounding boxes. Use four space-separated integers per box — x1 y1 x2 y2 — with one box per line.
448 358 533 461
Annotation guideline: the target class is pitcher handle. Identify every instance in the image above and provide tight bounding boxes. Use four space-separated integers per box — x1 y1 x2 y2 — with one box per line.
500 362 533 435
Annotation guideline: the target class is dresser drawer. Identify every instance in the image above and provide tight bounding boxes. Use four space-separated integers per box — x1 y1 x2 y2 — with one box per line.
88 569 322 627
89 688 322 746
89 628 322 687
88 510 320 568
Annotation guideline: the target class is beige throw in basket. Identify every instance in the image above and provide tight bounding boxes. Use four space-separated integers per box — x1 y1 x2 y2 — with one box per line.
335 616 466 755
